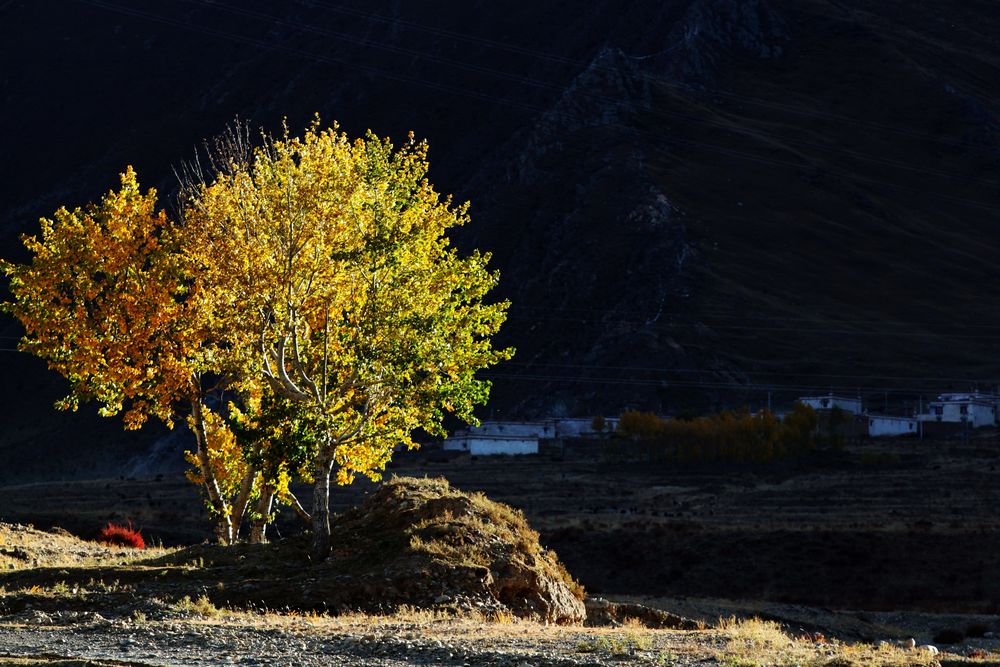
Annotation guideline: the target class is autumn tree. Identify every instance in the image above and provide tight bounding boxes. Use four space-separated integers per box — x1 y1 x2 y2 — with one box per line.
181 120 512 559
2 170 258 543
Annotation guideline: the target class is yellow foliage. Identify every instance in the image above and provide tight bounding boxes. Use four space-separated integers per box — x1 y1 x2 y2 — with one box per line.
5 117 511 546
4 168 211 428
182 117 512 485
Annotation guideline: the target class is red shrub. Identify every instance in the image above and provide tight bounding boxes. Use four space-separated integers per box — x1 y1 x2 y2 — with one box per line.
96 522 145 549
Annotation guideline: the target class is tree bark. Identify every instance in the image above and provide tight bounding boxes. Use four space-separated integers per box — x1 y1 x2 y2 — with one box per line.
249 485 274 544
229 467 258 543
190 398 233 544
311 454 334 562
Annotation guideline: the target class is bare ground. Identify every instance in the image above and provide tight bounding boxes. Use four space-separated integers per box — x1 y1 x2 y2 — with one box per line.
2 438 1000 664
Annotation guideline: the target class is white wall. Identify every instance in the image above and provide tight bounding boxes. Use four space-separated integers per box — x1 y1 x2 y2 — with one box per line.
443 435 538 455
923 401 995 427
867 416 917 437
798 396 862 415
462 418 620 439
469 421 554 438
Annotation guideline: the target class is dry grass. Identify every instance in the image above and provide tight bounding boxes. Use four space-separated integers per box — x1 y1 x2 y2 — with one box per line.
0 522 176 572
717 617 944 667
172 594 224 619
364 476 586 602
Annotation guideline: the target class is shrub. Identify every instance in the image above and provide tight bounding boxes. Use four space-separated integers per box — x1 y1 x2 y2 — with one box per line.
173 594 222 618
96 522 145 549
613 405 819 464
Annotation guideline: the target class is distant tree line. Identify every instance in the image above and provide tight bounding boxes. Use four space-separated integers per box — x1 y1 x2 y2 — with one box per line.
610 403 825 463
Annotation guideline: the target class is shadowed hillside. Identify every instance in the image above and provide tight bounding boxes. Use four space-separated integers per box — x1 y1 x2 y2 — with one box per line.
2 0 999 480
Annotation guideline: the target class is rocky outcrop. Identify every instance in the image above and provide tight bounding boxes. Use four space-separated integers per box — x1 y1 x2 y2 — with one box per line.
585 597 702 629
663 0 789 83
460 38 707 416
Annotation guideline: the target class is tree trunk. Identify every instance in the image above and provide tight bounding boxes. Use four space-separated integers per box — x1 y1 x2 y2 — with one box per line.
311 454 334 562
249 485 274 544
229 467 258 543
190 398 233 544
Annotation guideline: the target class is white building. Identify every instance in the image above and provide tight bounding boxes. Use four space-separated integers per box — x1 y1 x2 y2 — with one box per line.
866 414 918 438
919 394 996 428
464 420 554 438
458 417 619 440
797 395 863 415
442 434 539 456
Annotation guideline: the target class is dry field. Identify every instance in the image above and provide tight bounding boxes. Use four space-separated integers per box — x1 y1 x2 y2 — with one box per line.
1 437 998 615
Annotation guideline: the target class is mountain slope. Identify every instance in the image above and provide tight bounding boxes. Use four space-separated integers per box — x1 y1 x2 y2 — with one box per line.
1 0 999 480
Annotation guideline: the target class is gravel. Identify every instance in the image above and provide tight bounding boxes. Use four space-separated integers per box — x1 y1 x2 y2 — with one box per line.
0 614 692 666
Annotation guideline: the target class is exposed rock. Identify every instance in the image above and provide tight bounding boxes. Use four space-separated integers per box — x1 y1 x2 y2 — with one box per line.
663 0 789 83
584 597 702 629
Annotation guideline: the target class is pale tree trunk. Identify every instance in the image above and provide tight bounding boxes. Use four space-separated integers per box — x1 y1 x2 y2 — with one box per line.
249 485 274 544
311 453 335 561
229 468 258 543
190 398 234 544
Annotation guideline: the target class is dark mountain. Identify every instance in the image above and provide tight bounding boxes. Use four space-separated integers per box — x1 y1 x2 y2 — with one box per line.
2 0 1000 481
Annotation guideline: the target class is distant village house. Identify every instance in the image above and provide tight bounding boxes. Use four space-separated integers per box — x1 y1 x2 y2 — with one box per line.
442 416 620 456
917 392 996 428
865 414 918 438
797 394 863 415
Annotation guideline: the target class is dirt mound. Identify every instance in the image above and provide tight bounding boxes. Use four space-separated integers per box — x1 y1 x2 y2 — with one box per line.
0 480 586 624
315 476 585 623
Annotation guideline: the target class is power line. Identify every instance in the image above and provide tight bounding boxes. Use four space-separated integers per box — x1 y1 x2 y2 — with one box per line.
510 305 1000 331
501 360 1000 384
482 371 990 396
504 314 1000 340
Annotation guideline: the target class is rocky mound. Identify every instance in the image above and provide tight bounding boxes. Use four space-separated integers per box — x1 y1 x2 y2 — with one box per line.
316 476 586 624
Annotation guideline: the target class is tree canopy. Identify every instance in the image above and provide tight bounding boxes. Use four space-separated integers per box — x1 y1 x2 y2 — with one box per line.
4 119 511 555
